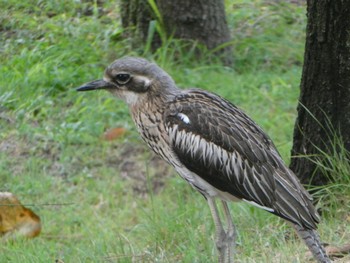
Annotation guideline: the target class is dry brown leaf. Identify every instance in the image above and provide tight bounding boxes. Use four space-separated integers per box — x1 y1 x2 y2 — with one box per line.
305 243 350 260
0 192 41 240
326 244 350 257
102 127 127 141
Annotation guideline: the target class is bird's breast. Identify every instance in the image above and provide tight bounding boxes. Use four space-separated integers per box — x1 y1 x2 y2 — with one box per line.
133 110 174 164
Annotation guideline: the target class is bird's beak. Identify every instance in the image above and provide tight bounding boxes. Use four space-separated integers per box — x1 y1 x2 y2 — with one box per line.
76 79 116 92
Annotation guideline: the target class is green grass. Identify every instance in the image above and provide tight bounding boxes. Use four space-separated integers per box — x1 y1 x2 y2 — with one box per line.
1 0 349 262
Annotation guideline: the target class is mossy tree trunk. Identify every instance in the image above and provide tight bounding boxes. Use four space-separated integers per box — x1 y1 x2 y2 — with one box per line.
290 1 350 186
120 0 232 65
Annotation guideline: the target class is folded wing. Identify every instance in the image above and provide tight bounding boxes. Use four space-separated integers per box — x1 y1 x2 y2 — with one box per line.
164 89 319 229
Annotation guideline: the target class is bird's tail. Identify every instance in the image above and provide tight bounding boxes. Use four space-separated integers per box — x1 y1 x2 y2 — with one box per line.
293 224 331 263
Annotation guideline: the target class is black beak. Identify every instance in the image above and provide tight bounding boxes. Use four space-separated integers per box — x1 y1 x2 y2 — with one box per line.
76 79 116 92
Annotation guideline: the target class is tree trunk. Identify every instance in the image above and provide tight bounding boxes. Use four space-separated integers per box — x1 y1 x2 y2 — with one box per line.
120 0 232 65
290 0 350 186
157 0 232 65
120 0 157 47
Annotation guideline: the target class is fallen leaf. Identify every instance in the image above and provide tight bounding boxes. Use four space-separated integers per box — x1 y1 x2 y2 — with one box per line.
0 192 41 240
102 127 127 141
305 243 350 260
326 244 350 257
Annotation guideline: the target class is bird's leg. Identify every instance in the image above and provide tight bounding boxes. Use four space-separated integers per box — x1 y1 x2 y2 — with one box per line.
207 197 232 263
221 200 236 263
293 224 331 263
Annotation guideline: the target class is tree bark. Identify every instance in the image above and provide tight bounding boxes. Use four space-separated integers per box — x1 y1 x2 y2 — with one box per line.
120 0 232 65
120 0 156 46
157 0 232 65
290 0 350 186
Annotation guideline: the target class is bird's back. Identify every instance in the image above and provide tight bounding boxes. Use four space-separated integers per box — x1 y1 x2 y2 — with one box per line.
159 88 320 230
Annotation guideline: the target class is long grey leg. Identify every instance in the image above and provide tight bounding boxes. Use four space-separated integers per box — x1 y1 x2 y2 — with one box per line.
221 200 236 263
207 198 234 263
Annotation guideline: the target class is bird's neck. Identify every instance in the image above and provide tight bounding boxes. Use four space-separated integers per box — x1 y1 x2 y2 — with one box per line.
130 92 169 120
130 82 180 115
129 85 180 152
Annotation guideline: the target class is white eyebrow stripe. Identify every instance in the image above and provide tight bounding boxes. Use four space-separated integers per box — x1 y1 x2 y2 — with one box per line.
178 113 191 124
137 75 152 87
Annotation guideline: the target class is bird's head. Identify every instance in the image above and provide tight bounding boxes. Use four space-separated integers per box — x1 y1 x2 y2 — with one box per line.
77 57 177 107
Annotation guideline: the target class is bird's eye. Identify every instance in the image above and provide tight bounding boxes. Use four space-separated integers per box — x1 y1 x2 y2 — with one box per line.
115 73 131 84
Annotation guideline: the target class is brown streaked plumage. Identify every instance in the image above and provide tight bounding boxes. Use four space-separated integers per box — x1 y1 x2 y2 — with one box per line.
77 57 331 263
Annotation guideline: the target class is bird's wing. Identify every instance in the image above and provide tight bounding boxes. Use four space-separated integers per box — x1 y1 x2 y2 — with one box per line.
164 89 319 229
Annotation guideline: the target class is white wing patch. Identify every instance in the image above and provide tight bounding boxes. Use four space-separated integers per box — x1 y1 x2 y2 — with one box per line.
242 199 274 212
177 113 191 124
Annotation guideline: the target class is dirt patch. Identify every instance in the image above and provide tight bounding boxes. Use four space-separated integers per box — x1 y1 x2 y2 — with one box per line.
0 131 173 197
0 105 173 195
106 143 173 197
0 131 69 178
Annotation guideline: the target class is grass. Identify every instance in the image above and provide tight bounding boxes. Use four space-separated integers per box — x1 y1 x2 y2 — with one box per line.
0 0 349 262
307 123 350 215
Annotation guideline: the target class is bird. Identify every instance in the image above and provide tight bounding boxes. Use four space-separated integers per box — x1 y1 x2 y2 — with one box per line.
77 57 331 263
